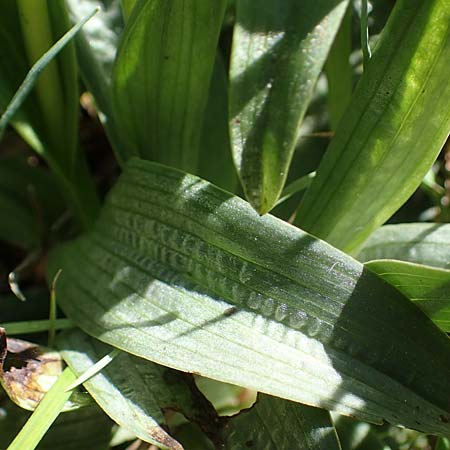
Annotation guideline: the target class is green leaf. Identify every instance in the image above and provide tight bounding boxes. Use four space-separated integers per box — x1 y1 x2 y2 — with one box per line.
198 54 237 193
357 223 450 269
111 0 227 172
0 2 100 229
49 159 450 435
295 0 450 253
365 260 450 332
58 329 217 449
324 5 353 130
229 0 349 213
221 394 342 449
437 437 450 450
0 392 112 450
65 0 128 165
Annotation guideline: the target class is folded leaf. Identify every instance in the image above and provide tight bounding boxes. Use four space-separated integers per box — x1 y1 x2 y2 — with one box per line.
58 329 218 450
49 159 450 435
365 260 450 332
112 0 227 171
357 223 450 269
221 394 341 450
295 0 450 252
230 0 349 213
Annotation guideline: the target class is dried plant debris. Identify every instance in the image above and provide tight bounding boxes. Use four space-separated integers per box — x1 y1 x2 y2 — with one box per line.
0 327 85 411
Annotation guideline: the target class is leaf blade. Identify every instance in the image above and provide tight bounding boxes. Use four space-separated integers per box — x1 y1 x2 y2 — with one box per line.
49 159 450 435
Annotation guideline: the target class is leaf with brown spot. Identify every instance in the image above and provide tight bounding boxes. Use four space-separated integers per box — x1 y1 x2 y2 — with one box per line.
0 327 84 411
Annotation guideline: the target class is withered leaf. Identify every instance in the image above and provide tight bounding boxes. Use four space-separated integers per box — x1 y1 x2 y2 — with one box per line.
0 327 83 411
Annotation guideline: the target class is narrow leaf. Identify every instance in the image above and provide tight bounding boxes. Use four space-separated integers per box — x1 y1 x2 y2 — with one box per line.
222 394 342 450
0 394 112 450
49 159 450 435
365 260 450 332
65 0 127 165
229 0 349 213
295 0 450 253
357 223 450 269
112 0 227 171
58 329 218 450
5 367 76 450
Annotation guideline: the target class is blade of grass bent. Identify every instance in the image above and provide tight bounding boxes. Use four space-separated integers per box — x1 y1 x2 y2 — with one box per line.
48 158 450 435
230 0 349 213
0 8 99 141
295 0 450 253
6 367 76 450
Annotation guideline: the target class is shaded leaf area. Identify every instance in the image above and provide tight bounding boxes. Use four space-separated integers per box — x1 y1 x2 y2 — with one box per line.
0 390 112 450
334 416 387 450
295 0 450 253
357 223 450 269
0 155 66 249
221 394 341 450
0 1 99 229
198 54 237 194
65 0 127 164
230 0 349 213
437 437 450 450
58 329 219 450
112 0 227 172
48 159 450 434
365 260 450 332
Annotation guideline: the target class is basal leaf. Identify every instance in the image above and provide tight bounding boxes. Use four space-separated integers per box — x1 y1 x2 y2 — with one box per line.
357 223 450 269
221 394 341 450
365 260 450 332
112 0 227 171
295 0 450 253
49 159 450 435
58 329 218 449
229 0 349 213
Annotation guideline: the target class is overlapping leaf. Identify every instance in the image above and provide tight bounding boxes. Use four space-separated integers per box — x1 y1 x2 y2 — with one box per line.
49 159 450 435
229 0 349 213
221 394 341 450
295 0 450 253
358 223 450 269
58 329 219 450
365 260 450 332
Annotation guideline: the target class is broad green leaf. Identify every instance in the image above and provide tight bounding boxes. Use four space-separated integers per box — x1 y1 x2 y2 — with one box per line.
121 0 136 21
357 223 450 269
229 0 349 213
65 0 128 165
198 54 237 193
58 329 218 449
49 159 450 435
0 393 112 450
324 5 353 130
0 156 65 249
295 0 450 253
221 394 341 450
112 0 227 172
365 260 450 332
